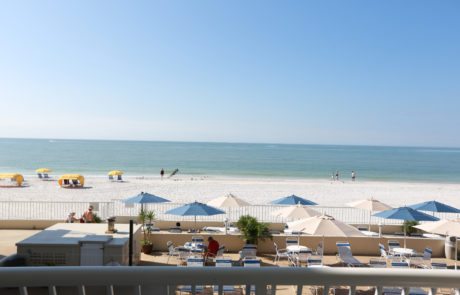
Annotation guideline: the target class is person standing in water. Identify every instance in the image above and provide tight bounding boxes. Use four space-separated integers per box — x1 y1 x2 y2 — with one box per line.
335 170 339 181
160 168 165 179
351 171 356 181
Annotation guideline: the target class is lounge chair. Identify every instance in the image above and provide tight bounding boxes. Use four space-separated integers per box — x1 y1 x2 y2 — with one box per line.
294 248 312 267
177 257 205 294
388 240 401 255
379 261 428 295
369 258 387 268
286 238 299 247
214 257 238 294
336 242 364 267
307 256 323 267
408 248 432 268
239 244 257 260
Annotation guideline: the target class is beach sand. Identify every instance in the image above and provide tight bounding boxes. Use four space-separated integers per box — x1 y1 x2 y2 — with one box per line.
1 175 459 208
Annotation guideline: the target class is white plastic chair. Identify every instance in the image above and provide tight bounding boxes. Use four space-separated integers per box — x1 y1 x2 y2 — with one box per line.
286 238 299 247
239 244 257 260
294 248 312 267
408 247 432 268
388 240 401 255
166 241 181 263
273 242 290 264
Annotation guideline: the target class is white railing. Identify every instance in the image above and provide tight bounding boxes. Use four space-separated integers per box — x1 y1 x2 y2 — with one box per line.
0 266 460 295
1 200 459 226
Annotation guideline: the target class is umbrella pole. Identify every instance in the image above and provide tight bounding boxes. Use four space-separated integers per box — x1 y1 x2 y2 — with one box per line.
322 235 325 258
368 211 372 231
456 237 458 270
195 215 197 232
404 225 406 249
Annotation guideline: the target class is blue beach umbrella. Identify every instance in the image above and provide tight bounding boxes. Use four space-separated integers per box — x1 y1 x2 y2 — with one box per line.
408 200 460 214
373 206 439 247
165 201 226 228
123 191 170 210
271 195 318 206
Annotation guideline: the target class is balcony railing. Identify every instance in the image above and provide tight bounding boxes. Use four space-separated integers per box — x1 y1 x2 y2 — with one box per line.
1 266 460 295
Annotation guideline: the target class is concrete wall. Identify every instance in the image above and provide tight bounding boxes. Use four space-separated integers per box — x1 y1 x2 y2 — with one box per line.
149 231 453 258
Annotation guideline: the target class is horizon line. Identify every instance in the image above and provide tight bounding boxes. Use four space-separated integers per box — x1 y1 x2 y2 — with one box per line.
0 136 459 150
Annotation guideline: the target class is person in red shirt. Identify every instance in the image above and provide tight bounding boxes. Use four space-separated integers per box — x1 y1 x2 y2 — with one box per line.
206 236 220 259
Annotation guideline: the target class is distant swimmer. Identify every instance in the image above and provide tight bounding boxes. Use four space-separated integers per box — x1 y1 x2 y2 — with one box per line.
351 171 356 182
160 168 165 180
335 170 339 181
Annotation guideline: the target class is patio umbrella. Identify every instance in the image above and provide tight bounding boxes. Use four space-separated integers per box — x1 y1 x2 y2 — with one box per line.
408 200 460 215
123 191 170 211
165 201 226 229
414 219 460 269
373 206 439 248
271 194 317 206
207 193 251 208
271 203 322 221
287 214 365 237
348 197 392 231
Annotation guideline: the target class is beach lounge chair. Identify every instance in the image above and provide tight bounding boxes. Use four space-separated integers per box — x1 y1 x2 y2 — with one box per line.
214 257 238 294
408 248 432 268
379 261 428 295
178 257 206 294
336 242 364 267
191 235 204 246
307 256 323 267
239 244 257 260
369 258 387 268
243 258 263 295
273 242 290 264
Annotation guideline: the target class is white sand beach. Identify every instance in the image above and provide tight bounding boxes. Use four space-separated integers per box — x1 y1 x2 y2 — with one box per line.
1 175 459 209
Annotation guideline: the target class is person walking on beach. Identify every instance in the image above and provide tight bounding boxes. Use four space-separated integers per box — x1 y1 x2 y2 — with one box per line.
351 171 356 182
160 168 165 179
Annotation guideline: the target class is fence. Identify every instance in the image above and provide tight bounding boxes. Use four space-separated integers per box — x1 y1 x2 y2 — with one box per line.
1 200 459 226
0 266 460 295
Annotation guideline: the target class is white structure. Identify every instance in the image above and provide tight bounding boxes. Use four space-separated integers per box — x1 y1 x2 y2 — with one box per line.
16 223 142 266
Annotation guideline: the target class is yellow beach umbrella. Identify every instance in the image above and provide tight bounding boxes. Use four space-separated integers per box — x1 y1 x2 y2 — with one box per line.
108 170 124 176
36 168 52 173
0 173 24 186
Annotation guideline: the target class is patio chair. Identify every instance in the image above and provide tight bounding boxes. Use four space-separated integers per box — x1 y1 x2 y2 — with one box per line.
379 243 397 261
408 248 432 268
307 256 323 267
294 248 312 267
314 241 324 257
273 242 290 264
388 240 401 255
286 238 299 247
166 241 181 263
336 242 364 267
177 248 191 266
191 235 204 245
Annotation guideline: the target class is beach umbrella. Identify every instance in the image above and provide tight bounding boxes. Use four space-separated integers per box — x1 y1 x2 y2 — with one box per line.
287 214 365 237
373 206 439 248
108 170 124 176
207 193 251 208
271 203 322 220
165 201 226 229
123 191 170 211
36 168 52 173
348 197 392 231
408 200 460 214
271 195 317 206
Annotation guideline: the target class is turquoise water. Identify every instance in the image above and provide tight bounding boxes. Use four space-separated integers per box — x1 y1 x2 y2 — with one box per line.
0 138 459 183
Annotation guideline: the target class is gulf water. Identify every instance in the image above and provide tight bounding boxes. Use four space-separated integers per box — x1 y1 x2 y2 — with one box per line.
1 138 460 183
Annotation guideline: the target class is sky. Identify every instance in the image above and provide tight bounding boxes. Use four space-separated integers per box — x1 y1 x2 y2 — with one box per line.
0 1 459 147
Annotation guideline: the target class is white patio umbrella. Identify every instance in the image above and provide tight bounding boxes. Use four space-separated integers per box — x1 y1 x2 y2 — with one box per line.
207 193 250 233
207 193 251 208
271 203 321 221
287 214 365 237
348 197 392 231
414 219 460 269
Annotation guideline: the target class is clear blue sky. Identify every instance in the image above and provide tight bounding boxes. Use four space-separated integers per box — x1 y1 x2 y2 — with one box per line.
1 1 459 147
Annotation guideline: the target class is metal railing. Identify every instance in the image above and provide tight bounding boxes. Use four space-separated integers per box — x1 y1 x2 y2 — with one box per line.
0 266 460 295
1 200 459 226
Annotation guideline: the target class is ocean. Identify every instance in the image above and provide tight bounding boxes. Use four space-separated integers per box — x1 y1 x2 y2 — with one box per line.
0 138 459 183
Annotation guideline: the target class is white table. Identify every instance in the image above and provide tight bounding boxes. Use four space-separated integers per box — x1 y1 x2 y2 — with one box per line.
392 247 415 256
287 245 310 253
